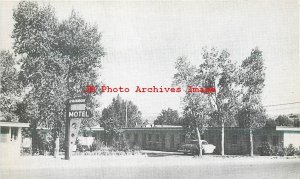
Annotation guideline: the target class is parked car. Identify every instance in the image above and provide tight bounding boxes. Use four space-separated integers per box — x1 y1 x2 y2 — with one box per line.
178 140 216 155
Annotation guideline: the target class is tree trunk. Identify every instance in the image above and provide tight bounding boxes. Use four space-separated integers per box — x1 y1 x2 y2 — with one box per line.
196 126 202 157
250 128 254 157
221 122 225 156
54 134 60 158
31 122 38 155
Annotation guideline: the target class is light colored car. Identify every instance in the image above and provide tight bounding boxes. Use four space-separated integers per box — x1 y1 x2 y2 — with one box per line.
178 140 216 155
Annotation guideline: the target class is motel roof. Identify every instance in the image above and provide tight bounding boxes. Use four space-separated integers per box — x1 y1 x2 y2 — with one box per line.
120 125 184 132
0 121 30 128
276 126 300 132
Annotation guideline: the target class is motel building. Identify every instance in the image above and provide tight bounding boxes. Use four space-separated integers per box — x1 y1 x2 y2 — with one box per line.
0 121 29 160
1 121 299 157
94 125 300 155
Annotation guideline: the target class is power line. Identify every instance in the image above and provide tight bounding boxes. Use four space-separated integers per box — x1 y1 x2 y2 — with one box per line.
266 106 300 111
264 102 300 108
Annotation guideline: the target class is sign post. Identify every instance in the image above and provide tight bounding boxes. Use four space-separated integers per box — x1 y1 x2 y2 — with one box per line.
65 97 92 160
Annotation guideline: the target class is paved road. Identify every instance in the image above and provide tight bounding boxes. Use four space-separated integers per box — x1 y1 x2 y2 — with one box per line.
1 155 300 179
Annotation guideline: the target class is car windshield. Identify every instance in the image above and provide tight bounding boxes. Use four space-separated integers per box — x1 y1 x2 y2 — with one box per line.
202 141 208 145
190 140 208 145
191 140 198 144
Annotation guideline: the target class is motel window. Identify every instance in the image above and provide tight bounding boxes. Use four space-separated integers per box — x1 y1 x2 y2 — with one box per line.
11 127 18 140
0 127 9 134
161 134 166 143
232 135 238 145
170 134 175 148
272 136 278 146
156 134 160 142
180 134 185 143
209 134 215 144
126 133 130 140
134 134 138 143
148 134 152 141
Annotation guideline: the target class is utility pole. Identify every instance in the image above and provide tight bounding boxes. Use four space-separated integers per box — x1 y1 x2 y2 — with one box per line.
64 102 71 160
125 100 128 128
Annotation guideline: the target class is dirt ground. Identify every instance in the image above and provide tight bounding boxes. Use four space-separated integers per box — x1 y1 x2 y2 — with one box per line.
1 152 300 179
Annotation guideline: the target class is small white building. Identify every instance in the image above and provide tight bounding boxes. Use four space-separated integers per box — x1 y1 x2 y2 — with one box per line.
0 122 29 159
276 126 300 148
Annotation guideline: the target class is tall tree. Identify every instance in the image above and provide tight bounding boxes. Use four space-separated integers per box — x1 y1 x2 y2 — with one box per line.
182 93 211 156
0 51 22 122
100 95 142 145
236 48 266 156
275 115 294 127
56 10 104 97
173 57 211 156
197 48 239 156
12 1 105 154
174 48 239 156
154 108 181 126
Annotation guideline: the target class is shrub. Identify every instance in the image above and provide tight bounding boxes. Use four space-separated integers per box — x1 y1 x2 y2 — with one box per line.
90 140 104 151
272 146 286 156
112 138 131 153
286 144 296 156
294 149 300 156
132 145 141 151
258 142 273 156
271 144 300 157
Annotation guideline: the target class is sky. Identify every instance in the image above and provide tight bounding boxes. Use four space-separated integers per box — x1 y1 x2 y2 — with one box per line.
0 0 299 121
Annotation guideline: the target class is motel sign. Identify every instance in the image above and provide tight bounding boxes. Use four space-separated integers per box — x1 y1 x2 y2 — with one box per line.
68 110 91 118
65 97 92 160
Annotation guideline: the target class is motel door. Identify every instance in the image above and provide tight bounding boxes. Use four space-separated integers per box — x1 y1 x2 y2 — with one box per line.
142 134 146 148
161 134 166 150
170 134 175 150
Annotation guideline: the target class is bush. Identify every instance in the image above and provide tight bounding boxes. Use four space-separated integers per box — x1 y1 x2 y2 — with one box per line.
112 138 131 153
90 140 104 151
258 142 300 157
294 149 300 156
132 145 141 151
73 145 142 156
270 144 300 157
258 142 273 156
286 144 296 156
73 137 142 156
272 146 286 156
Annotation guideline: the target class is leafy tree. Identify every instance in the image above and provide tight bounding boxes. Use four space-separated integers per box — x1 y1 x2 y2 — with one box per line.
289 114 300 127
264 115 296 128
12 1 105 155
154 108 181 126
100 95 142 145
236 48 267 156
173 57 213 156
0 51 22 122
264 118 277 128
293 118 300 127
198 48 239 156
275 115 294 127
174 48 239 156
182 93 211 156
56 10 104 97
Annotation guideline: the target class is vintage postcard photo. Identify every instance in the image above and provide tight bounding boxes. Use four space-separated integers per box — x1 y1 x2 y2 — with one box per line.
0 0 299 178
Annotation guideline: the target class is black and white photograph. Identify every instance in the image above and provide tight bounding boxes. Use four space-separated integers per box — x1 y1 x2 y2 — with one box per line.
0 0 299 178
